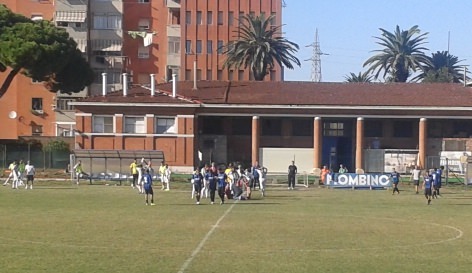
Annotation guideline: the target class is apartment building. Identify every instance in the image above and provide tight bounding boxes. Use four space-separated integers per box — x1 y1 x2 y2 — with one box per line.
123 0 283 85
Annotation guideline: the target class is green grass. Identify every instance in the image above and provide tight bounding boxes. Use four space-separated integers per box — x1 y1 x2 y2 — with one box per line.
1 181 472 273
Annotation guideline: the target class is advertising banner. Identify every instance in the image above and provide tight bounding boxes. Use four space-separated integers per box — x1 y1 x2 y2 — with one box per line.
328 173 392 188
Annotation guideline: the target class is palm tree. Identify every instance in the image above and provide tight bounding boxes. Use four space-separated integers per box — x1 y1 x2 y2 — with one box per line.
344 72 373 83
222 14 300 81
363 25 431 82
413 51 465 83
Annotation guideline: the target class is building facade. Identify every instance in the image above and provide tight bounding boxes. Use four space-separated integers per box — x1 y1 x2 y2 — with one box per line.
71 81 472 173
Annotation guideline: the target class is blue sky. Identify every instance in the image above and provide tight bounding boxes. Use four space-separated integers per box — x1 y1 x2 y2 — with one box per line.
282 0 472 82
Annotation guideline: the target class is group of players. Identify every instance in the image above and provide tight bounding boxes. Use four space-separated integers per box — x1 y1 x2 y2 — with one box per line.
129 159 173 205
410 165 444 205
190 162 267 205
2 159 36 189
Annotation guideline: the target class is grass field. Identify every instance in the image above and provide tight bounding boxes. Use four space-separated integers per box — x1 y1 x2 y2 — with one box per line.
1 180 472 273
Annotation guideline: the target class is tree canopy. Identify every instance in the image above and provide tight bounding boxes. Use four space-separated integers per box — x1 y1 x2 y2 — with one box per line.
413 51 465 83
363 25 431 82
222 14 300 81
0 5 93 99
344 72 373 83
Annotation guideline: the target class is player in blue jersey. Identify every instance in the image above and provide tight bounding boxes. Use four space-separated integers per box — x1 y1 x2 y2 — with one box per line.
192 168 204 205
423 172 433 205
206 167 217 204
143 169 155 206
217 168 227 204
390 168 401 195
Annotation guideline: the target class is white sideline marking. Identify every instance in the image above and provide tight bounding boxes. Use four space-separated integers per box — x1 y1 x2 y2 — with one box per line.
177 201 237 273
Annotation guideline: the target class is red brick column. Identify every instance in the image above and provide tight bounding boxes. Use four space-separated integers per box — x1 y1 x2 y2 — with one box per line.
313 117 322 169
115 114 123 150
418 118 427 169
145 114 154 150
252 116 260 166
356 117 364 171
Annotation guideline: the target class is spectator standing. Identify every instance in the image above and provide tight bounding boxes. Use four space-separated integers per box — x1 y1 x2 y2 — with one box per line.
159 162 166 190
288 161 297 190
74 160 87 185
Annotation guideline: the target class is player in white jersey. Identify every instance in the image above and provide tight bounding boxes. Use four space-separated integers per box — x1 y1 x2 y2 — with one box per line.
24 161 36 189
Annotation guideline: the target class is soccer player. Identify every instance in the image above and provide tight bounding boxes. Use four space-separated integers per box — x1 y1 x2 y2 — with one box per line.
259 166 268 197
423 171 433 205
200 164 209 199
192 168 204 205
431 168 439 199
436 166 443 196
206 167 217 204
411 165 421 194
10 160 19 189
2 161 15 186
142 169 155 206
252 161 260 190
24 161 36 190
163 164 171 191
129 159 138 189
390 168 400 195
17 159 25 187
159 161 166 190
73 160 87 185
288 161 297 190
217 168 227 204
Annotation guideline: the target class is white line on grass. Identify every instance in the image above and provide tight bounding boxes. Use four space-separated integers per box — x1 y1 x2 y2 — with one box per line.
177 201 237 273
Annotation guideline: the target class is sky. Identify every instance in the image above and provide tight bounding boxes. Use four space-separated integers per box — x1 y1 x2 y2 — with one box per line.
282 0 472 82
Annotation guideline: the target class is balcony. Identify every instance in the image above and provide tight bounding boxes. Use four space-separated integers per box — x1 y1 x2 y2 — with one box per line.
167 25 181 37
166 0 181 9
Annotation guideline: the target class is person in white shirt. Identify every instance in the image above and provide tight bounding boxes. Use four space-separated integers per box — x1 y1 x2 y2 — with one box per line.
410 165 422 194
10 160 19 189
163 164 171 191
24 161 36 190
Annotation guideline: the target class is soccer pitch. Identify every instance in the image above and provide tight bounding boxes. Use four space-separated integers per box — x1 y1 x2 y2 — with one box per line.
1 182 471 273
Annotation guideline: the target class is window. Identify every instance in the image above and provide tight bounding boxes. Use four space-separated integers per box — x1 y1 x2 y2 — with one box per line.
124 116 145 134
138 18 150 30
185 69 191 80
93 13 121 29
217 70 223 80
196 40 202 54
249 11 255 18
138 0 150 3
238 70 244 80
32 98 43 111
393 121 413 138
155 118 176 134
186 11 191 24
32 125 43 136
57 98 76 111
365 120 383 137
207 11 212 24
324 122 344 137
31 14 43 21
270 70 276 81
292 119 313 136
138 45 150 59
197 69 202 80
217 40 223 54
228 70 234 81
207 69 212 80
262 119 282 136
168 37 180 54
239 12 244 25
228 11 234 25
185 40 192 54
196 11 202 25
270 12 276 25
231 117 251 135
217 11 223 25
207 40 213 54
93 116 113 133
